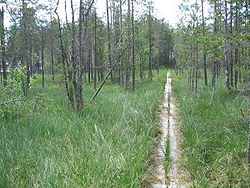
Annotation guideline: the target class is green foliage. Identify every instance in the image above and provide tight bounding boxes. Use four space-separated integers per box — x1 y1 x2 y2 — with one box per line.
173 72 249 187
33 93 52 113
135 14 174 74
8 65 26 95
0 66 26 119
0 66 37 119
0 70 167 187
206 34 224 59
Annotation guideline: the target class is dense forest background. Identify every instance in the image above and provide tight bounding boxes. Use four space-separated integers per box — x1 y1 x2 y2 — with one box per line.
0 0 249 110
0 0 175 111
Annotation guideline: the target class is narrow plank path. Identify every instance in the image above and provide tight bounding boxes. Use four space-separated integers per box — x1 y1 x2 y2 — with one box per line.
150 72 187 188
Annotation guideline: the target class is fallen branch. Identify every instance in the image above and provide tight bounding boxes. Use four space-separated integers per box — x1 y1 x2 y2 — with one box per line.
88 43 129 103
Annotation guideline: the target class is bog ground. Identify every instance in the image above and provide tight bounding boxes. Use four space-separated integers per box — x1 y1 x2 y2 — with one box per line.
0 0 249 187
0 71 167 187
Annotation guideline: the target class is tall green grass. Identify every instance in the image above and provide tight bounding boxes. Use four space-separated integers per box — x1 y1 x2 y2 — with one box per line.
172 72 249 187
0 70 167 187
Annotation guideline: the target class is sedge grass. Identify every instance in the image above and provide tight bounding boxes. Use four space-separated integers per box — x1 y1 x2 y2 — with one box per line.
172 72 249 188
0 70 167 188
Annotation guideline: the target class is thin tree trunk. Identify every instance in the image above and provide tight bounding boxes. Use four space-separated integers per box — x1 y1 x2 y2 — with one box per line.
125 0 131 88
201 0 208 86
76 0 95 110
106 0 113 82
230 0 234 88
140 56 143 81
77 0 84 111
192 68 195 91
157 22 162 75
50 16 55 81
119 0 124 86
131 0 135 91
29 32 33 76
148 2 153 81
21 0 30 95
195 1 199 93
212 0 218 89
248 130 250 164
0 5 7 87
234 1 239 89
225 0 230 90
195 40 198 93
70 0 78 110
41 27 45 88
94 9 97 90
55 0 75 109
88 49 91 84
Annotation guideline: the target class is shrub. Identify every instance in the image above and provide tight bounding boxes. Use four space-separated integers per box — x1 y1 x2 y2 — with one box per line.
0 66 37 119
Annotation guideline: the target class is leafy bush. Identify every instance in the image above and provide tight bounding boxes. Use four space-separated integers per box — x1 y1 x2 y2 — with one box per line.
0 66 38 119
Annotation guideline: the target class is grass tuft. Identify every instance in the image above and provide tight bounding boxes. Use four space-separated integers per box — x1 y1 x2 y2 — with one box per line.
172 72 249 188
0 70 167 187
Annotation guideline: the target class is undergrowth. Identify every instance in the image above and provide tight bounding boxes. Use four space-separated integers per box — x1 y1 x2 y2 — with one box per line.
0 70 167 187
172 72 249 188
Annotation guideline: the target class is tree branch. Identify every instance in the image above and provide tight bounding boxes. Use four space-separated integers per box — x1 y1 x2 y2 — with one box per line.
89 43 129 103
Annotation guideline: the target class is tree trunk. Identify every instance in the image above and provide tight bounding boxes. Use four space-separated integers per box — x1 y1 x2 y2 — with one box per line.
234 1 239 89
55 0 75 109
50 16 55 81
131 0 135 91
94 9 97 90
119 0 124 86
148 2 153 81
106 0 113 82
201 0 208 87
21 0 30 95
140 56 143 81
70 0 78 110
225 0 230 90
125 0 131 88
212 0 218 89
77 0 85 111
41 27 45 88
229 0 234 88
0 5 7 87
